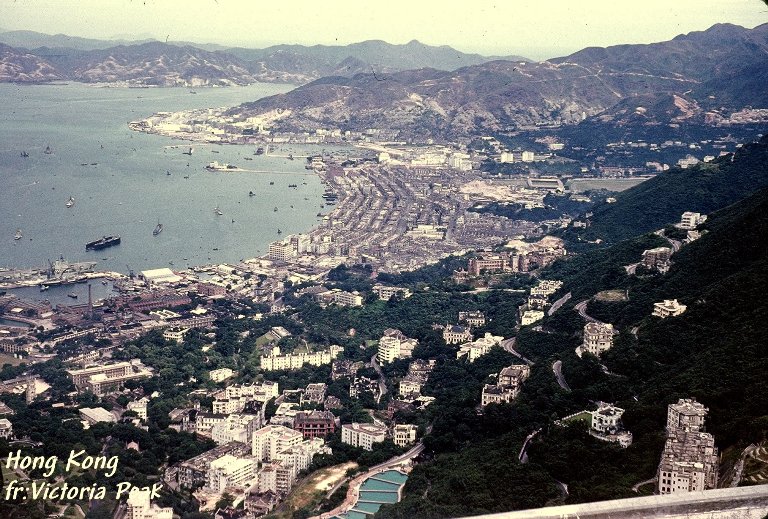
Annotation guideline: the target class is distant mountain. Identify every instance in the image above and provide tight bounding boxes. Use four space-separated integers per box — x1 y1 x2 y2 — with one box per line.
227 23 768 138
0 42 60 82
0 30 528 86
225 39 529 83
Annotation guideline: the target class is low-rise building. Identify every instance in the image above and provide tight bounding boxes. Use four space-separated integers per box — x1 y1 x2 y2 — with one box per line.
442 324 473 345
293 410 336 439
341 422 387 450
653 299 687 318
642 247 673 272
372 285 413 301
458 310 486 327
162 327 189 343
589 402 633 448
67 360 152 396
582 322 615 356
0 418 13 439
127 397 149 421
126 488 173 519
209 368 235 383
260 345 343 371
457 333 504 362
211 414 261 445
520 310 545 326
300 383 327 406
481 364 530 407
393 424 418 447
79 407 117 425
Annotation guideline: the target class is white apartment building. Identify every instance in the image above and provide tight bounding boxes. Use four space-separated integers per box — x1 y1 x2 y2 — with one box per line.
459 310 486 327
211 414 261 445
126 488 173 519
530 280 563 297
252 424 303 462
127 397 149 421
206 454 256 493
260 345 343 371
393 424 418 447
653 299 687 318
679 212 707 230
377 329 418 364
209 368 235 383
162 327 189 343
341 422 387 450
399 376 423 399
521 310 545 326
456 333 504 363
583 322 615 356
372 285 413 301
268 240 298 262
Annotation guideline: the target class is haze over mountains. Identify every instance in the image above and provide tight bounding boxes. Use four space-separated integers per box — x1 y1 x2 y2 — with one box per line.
0 29 528 86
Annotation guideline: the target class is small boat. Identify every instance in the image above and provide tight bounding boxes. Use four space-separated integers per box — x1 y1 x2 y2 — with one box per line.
20 151 29 158
183 175 190 179
39 284 49 292
244 157 253 161
211 150 220 154
269 181 274 185
248 191 255 197
273 207 278 212
255 146 264 155
44 145 53 154
14 229 22 240
90 163 98 166
214 206 223 216
67 293 78 299
66 196 75 208
277 229 282 234
183 147 193 155
288 154 294 160
231 219 235 223
288 184 297 188
166 170 171 176
317 212 323 217
153 223 163 236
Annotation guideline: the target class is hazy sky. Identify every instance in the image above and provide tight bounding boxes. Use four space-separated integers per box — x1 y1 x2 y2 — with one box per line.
2 0 766 59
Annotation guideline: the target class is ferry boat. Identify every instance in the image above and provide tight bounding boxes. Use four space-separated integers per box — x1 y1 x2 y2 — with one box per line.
14 229 22 240
153 223 163 235
206 161 238 171
85 235 121 250
66 196 75 208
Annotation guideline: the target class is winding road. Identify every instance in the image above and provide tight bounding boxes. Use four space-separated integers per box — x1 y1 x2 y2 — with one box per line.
500 337 534 366
552 360 571 391
370 354 388 404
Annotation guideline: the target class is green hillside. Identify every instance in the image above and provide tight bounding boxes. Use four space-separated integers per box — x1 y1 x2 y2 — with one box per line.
564 135 768 245
378 191 768 517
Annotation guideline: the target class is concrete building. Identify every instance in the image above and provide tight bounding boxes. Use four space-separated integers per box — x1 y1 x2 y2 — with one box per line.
162 327 189 343
126 488 173 519
680 212 707 230
377 329 418 364
457 333 504 362
589 402 633 448
653 299 687 318
642 247 673 272
252 424 303 462
260 345 343 371
127 397 149 421
372 284 413 301
206 455 256 493
481 364 530 407
530 280 563 297
268 240 297 262
658 398 719 495
0 418 13 439
177 441 248 489
341 422 387 450
300 383 327 406
393 424 418 447
79 407 117 425
521 310 545 326
582 322 615 356
211 414 261 445
443 324 473 345
209 368 235 383
67 360 151 396
459 310 486 327
293 410 336 439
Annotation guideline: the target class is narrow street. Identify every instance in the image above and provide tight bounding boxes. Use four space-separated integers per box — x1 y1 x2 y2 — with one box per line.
552 360 571 391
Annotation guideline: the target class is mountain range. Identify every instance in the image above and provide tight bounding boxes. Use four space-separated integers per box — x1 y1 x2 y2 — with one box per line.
0 30 527 86
229 23 768 138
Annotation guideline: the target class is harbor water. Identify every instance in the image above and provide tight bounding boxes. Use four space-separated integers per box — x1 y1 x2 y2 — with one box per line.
0 82 331 275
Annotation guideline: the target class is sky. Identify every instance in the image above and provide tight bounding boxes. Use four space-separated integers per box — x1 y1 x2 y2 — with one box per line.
1 0 767 59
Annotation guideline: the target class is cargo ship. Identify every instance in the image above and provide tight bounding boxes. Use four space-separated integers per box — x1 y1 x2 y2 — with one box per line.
85 235 121 250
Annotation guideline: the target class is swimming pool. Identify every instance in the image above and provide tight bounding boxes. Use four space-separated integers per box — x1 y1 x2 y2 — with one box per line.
331 469 408 518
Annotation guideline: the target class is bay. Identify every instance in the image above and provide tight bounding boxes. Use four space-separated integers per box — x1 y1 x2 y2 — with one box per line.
0 82 328 275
